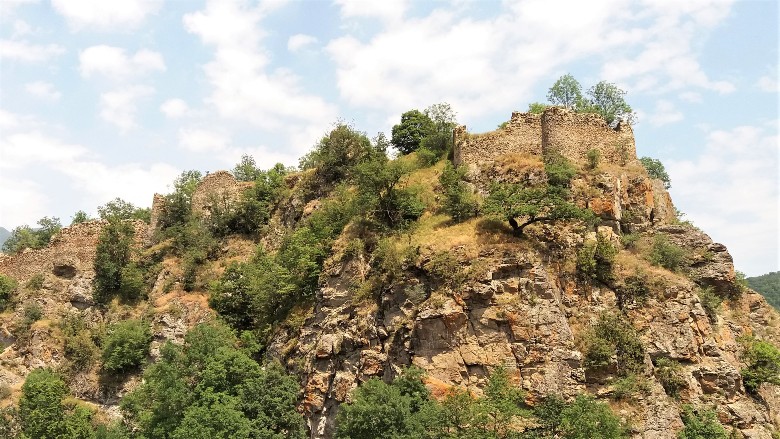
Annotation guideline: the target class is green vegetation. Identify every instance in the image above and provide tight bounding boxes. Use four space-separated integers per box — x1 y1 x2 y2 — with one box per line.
544 153 577 187
0 273 17 311
439 162 479 222
61 314 99 372
19 369 105 439
639 157 671 189
586 148 601 170
121 322 305 439
747 271 780 309
739 336 780 394
98 198 150 223
698 286 722 322
583 314 645 377
391 103 456 157
484 184 593 235
354 155 425 229
528 102 550 114
543 75 635 125
70 210 90 225
101 319 152 373
93 219 137 304
678 405 728 439
1 217 62 254
615 271 650 309
577 232 617 285
654 357 686 398
648 234 688 272
336 367 627 438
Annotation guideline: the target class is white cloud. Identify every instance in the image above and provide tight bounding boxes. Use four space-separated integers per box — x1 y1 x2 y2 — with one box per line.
667 123 779 276
287 33 318 52
327 0 737 125
25 81 62 100
51 0 162 30
183 0 337 156
0 132 87 170
160 98 190 118
646 100 684 127
79 45 165 80
0 175 48 228
679 91 702 103
99 85 154 132
178 128 230 153
757 75 778 93
334 0 407 22
12 19 33 37
0 39 65 62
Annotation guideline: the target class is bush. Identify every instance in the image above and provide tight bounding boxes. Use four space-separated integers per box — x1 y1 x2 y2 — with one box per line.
0 274 17 311
2 217 62 254
740 336 780 394
654 357 686 398
586 149 601 170
649 234 688 271
640 157 671 189
577 233 617 285
698 286 722 322
354 157 424 229
23 303 43 325
439 162 478 222
528 102 550 114
101 319 151 373
98 198 150 222
584 314 645 376
678 405 728 439
558 395 627 439
119 263 145 301
26 273 45 290
544 153 577 187
616 271 651 309
93 220 135 304
300 124 377 184
19 369 68 439
611 374 649 401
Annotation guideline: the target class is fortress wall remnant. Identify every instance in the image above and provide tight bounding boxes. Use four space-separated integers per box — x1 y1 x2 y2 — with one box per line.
453 107 637 171
149 193 166 232
541 106 636 164
453 112 542 168
0 220 148 284
190 171 252 218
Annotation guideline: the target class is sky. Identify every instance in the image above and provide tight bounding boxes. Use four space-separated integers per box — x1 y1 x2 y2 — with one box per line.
0 0 777 276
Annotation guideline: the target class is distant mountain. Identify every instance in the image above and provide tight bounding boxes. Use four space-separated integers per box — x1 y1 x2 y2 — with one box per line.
0 227 9 251
747 271 780 309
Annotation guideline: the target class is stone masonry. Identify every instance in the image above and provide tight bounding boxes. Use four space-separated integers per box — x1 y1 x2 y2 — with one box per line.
454 107 636 170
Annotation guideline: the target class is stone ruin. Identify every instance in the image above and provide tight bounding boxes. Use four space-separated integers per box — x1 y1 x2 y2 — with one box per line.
453 106 636 172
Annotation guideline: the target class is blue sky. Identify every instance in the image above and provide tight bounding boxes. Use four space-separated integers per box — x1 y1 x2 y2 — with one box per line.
0 0 777 276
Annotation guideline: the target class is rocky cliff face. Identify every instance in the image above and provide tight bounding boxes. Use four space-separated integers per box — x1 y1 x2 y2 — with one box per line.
268 164 779 438
0 148 778 438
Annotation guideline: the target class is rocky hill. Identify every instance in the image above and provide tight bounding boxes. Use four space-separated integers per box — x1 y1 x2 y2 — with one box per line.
0 107 778 439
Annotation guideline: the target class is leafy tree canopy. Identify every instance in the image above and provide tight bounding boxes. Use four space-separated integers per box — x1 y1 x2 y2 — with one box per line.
391 110 436 155
98 198 150 223
547 73 584 110
640 157 671 189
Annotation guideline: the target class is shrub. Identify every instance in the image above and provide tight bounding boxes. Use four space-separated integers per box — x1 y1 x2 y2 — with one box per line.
678 405 728 439
93 220 135 304
19 369 68 439
119 263 146 301
558 395 627 439
101 319 152 373
584 314 645 376
577 233 617 285
23 303 43 325
544 153 577 187
26 273 45 291
70 210 90 225
300 124 376 184
620 232 640 249
98 198 150 222
654 357 686 397
424 251 466 290
649 234 688 271
616 271 651 309
698 287 722 322
354 157 425 229
740 336 780 394
611 374 649 401
2 217 62 253
586 148 601 170
439 162 478 222
528 102 550 114
639 157 671 189
0 274 17 311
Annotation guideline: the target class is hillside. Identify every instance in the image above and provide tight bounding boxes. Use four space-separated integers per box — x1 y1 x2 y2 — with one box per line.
747 272 780 310
0 107 778 439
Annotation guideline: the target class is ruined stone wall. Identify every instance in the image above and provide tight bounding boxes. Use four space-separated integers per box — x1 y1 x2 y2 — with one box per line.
541 107 636 164
453 108 637 169
0 220 147 284
453 112 542 168
149 193 166 233
190 171 252 218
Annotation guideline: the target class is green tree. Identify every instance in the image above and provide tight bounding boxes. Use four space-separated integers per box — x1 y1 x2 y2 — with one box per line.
35 216 62 247
558 395 627 439
740 336 780 394
98 198 150 222
483 184 593 235
232 154 262 182
678 405 728 439
544 152 577 187
335 378 418 439
1 225 38 253
577 232 617 285
19 369 68 439
584 314 645 377
101 319 152 373
639 157 671 189
71 210 90 225
300 124 376 184
528 102 550 114
171 393 252 439
93 220 135 304
391 110 436 155
354 156 425 229
439 162 478 222
547 74 584 109
585 81 635 126
158 170 203 230
0 274 17 311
